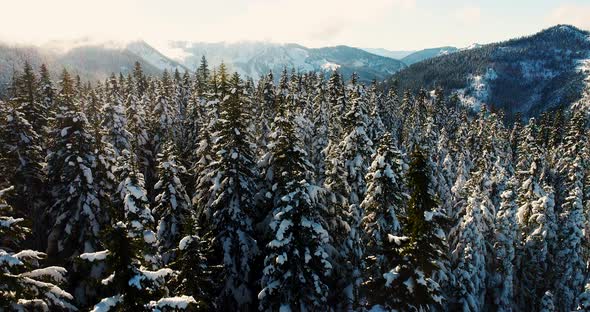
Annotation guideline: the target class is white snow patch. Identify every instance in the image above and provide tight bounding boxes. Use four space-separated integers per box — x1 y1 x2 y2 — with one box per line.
91 295 122 312
178 236 194 251
152 295 196 310
80 250 109 262
22 266 67 283
321 61 340 71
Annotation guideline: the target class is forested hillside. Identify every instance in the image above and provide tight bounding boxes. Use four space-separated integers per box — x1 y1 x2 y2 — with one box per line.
1 58 590 311
390 25 590 118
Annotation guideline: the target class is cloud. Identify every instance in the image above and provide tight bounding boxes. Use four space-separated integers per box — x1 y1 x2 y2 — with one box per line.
0 0 417 47
455 6 481 24
308 24 345 41
547 4 590 30
219 0 417 45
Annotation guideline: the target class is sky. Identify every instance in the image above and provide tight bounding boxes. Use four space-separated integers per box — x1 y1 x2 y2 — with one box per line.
1 0 589 51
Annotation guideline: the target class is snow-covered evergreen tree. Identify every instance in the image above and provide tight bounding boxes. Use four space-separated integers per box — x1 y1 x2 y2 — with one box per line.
205 72 258 309
116 152 159 269
0 103 46 249
169 230 219 311
0 186 76 310
327 84 374 308
451 157 491 311
12 62 47 141
258 106 333 311
80 222 194 311
45 70 105 262
360 132 407 309
101 74 131 157
385 147 446 311
514 119 557 310
37 63 56 140
153 144 193 264
553 111 588 311
491 178 519 311
540 291 555 312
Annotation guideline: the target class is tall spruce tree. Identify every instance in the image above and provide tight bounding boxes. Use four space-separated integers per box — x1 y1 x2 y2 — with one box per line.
386 147 446 310
153 144 193 264
205 72 258 309
360 132 407 309
258 104 333 311
0 186 76 310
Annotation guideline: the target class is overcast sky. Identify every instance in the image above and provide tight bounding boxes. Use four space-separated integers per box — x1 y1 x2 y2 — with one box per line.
1 0 589 51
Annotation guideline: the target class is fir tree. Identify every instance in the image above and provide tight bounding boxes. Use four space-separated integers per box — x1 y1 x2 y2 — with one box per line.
205 73 258 309
360 132 407 309
491 179 518 311
386 147 446 311
258 107 333 311
45 69 105 263
553 111 588 311
101 74 131 157
514 119 557 310
13 62 47 140
169 229 220 311
116 152 159 269
80 222 195 311
0 103 46 250
0 186 76 310
153 144 193 264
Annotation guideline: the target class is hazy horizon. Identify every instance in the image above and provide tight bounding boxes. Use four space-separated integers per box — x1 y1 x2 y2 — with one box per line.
1 0 589 52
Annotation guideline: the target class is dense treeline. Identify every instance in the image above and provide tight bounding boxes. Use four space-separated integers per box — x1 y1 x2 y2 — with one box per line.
1 57 589 311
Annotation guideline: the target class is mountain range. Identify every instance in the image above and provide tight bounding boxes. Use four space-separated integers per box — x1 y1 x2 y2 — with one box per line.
0 39 407 95
390 25 590 118
164 41 406 82
1 25 589 118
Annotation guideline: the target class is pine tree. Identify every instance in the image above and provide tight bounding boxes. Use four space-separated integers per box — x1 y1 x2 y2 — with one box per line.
0 186 76 310
13 62 47 140
101 74 131 157
324 84 373 308
514 119 557 310
196 55 210 96
116 152 159 269
192 89 220 224
258 106 333 311
540 291 555 312
327 70 345 141
205 72 258 309
169 229 219 311
0 102 46 250
491 178 518 311
132 61 147 98
153 144 193 264
386 147 446 310
360 132 407 309
577 284 590 311
310 78 329 183
125 90 151 182
38 64 56 139
80 221 195 311
151 70 176 156
451 157 491 311
256 71 277 157
46 69 105 262
553 111 588 311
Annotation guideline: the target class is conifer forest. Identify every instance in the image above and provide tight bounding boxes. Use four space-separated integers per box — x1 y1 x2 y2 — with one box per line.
1 56 590 312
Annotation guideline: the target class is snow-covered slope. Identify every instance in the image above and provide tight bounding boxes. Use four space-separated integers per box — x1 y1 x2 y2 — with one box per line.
126 41 186 72
361 48 415 60
401 46 459 65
